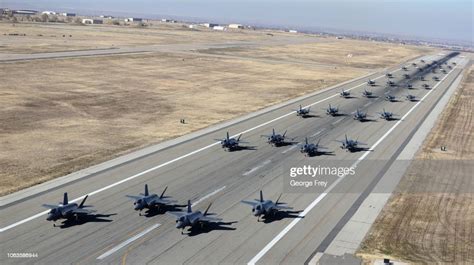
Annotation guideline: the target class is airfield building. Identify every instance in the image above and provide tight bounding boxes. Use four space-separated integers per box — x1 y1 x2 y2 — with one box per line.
228 24 244 29
82 19 103 25
124 17 142 22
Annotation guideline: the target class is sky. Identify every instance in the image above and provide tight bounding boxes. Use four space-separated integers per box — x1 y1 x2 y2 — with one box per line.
1 0 472 44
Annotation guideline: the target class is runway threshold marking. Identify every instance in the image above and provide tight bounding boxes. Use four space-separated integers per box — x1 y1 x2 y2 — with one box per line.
192 186 226 207
243 160 272 176
97 223 161 260
247 65 456 265
0 60 413 233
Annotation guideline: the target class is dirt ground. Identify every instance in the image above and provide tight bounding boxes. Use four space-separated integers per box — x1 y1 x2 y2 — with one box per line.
0 22 432 196
358 64 474 264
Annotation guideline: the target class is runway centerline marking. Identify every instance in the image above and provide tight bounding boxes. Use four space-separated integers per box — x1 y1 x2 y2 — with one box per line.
0 62 408 232
331 118 344 125
243 160 271 176
97 224 161 260
281 145 298 154
247 63 455 265
192 186 226 207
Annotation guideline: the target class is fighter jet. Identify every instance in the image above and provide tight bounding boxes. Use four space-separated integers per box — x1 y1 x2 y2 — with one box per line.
387 80 396 86
441 69 447 74
417 67 423 72
367 79 376 86
353 109 368 122
325 104 339 116
402 66 408 71
241 190 291 221
299 137 326 156
406 94 417 101
420 76 426 81
452 62 457 65
216 132 245 151
420 59 425 63
377 108 396 121
433 76 440 81
385 73 393 78
294 105 311 117
336 135 367 152
126 184 177 215
422 83 430 89
42 193 94 226
447 65 452 69
385 94 397 102
362 89 373 98
261 128 290 146
168 200 221 234
340 89 351 98
412 62 417 66
407 84 413 89
403 74 410 79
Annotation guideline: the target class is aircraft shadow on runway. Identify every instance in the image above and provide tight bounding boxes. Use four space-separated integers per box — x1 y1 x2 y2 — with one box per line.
347 147 373 153
229 145 258 151
359 118 378 123
58 213 116 229
185 221 238 236
300 114 321 119
261 210 303 224
305 151 335 157
142 204 186 217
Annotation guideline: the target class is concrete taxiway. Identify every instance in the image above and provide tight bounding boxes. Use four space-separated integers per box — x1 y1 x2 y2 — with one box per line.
0 53 468 265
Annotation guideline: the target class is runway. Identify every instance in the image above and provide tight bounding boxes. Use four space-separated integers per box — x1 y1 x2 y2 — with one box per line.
0 53 467 264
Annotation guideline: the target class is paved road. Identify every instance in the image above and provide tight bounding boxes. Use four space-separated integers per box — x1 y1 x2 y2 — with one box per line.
0 53 467 265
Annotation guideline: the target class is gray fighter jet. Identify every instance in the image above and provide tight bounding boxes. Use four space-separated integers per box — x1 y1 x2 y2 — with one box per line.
216 132 245 151
325 104 339 116
353 109 368 122
168 200 221 234
337 135 367 152
42 193 94 226
377 109 396 121
402 66 408 71
241 190 292 221
407 84 413 89
433 76 440 81
340 89 351 98
126 184 177 215
386 73 393 78
362 89 373 98
422 83 430 89
300 137 327 156
403 74 410 79
406 94 417 101
420 59 425 63
387 80 396 86
367 79 376 86
294 105 311 117
385 94 397 102
261 128 291 146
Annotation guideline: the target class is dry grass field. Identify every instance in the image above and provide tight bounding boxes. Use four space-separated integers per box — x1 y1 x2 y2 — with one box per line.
0 22 433 195
358 64 474 264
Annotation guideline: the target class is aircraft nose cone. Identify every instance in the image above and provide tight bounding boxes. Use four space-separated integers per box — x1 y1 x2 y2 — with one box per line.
176 222 183 229
46 214 54 221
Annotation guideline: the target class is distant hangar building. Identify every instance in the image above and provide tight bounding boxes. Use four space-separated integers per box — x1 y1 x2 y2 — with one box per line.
228 24 243 29
60 12 76 17
124 17 142 22
82 19 103 25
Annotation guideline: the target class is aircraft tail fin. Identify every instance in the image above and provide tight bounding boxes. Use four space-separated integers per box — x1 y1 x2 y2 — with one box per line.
305 137 308 145
79 195 88 208
260 190 264 202
204 203 212 216
275 193 282 204
237 134 242 141
283 130 287 137
272 128 275 136
187 200 192 213
226 132 230 140
160 186 168 198
144 184 149 197
63 192 68 205
316 138 321 146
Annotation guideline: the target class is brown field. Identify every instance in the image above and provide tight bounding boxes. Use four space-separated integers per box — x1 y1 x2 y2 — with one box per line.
358 64 474 264
0 22 432 196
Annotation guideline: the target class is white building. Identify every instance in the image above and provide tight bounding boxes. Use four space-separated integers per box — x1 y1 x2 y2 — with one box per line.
82 19 103 25
289 30 298 33
161 18 170 22
124 17 142 22
42 11 56 15
213 26 226 31
60 12 76 17
202 23 218 28
228 24 243 29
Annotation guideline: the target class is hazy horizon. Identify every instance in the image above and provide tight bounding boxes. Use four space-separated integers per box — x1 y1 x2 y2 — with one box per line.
2 0 472 45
